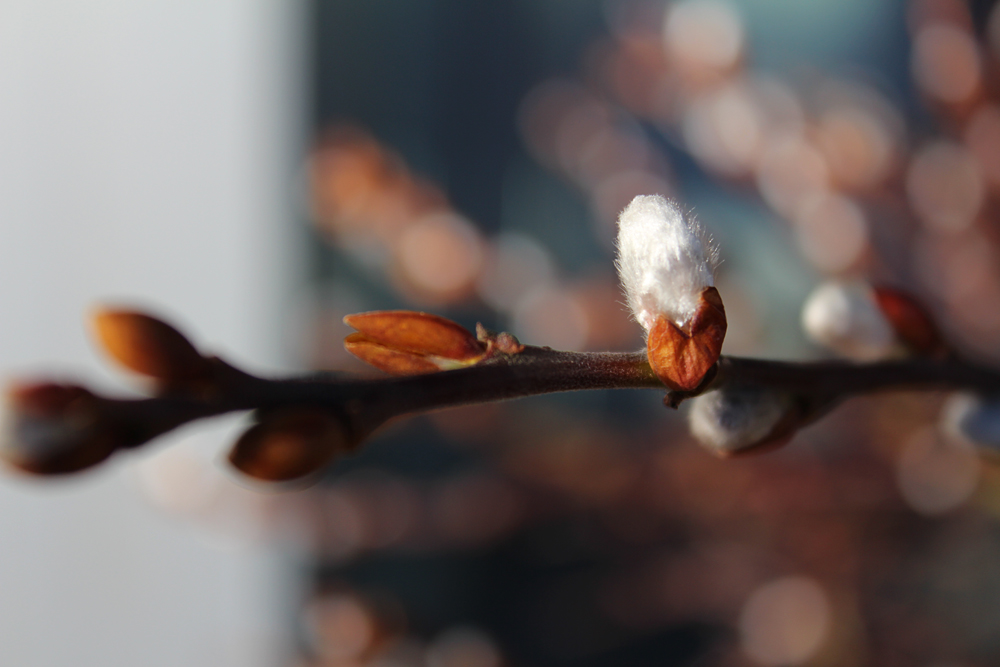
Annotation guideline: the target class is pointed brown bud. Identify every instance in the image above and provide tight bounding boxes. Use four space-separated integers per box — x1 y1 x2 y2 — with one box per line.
647 287 727 392
872 287 946 357
344 310 485 360
343 333 443 375
92 309 211 383
343 310 486 375
228 408 351 483
0 382 119 475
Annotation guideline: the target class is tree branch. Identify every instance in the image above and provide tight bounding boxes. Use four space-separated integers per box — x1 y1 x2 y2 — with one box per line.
9 341 1000 478
112 348 1000 445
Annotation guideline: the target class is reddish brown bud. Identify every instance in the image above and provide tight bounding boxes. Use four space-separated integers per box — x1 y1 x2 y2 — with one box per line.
872 287 947 357
0 382 119 475
92 309 210 383
343 333 443 375
228 408 351 483
344 310 486 375
647 286 727 392
344 311 485 360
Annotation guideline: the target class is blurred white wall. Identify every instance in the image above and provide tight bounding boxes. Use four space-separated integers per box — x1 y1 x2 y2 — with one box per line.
0 1 306 665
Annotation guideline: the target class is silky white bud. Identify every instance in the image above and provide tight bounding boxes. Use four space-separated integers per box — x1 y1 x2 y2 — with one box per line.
942 392 1000 449
689 384 794 455
616 195 719 333
801 281 895 361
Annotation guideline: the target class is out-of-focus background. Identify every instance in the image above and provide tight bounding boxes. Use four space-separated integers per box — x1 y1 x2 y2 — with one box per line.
0 2 305 665
6 0 1000 665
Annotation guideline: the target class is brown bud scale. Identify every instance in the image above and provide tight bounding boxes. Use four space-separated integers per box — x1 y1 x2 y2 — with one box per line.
872 287 946 357
344 333 444 375
647 287 727 392
343 311 485 361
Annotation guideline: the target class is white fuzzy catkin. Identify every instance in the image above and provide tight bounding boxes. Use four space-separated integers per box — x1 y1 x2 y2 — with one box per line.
616 195 719 332
689 385 793 455
801 281 896 362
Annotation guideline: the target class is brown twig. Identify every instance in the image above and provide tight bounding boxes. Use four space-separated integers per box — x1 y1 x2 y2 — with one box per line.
111 349 1000 444
9 335 1000 479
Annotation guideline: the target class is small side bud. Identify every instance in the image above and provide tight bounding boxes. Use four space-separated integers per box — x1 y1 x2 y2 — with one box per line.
344 310 486 375
92 309 211 383
615 195 726 391
228 408 352 483
801 281 895 361
688 384 799 456
0 382 119 475
475 324 525 355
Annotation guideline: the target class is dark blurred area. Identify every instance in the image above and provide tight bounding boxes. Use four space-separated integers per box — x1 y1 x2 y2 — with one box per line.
293 1 1000 665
